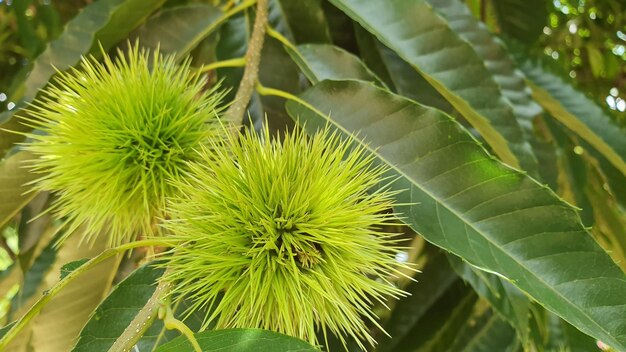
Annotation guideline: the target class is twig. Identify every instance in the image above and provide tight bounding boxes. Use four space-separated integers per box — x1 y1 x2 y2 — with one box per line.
108 278 171 352
196 57 247 75
224 0 269 130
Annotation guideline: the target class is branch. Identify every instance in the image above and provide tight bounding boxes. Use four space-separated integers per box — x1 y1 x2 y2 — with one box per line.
224 0 269 129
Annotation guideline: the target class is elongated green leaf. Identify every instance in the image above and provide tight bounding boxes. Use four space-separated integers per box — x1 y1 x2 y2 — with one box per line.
260 2 303 131
519 60 626 178
288 44 384 85
0 0 165 156
0 151 38 230
561 319 599 352
448 255 530 344
286 80 626 351
72 263 165 352
275 0 331 44
531 116 560 191
155 329 318 352
330 0 537 171
426 0 542 143
132 3 224 59
380 251 458 351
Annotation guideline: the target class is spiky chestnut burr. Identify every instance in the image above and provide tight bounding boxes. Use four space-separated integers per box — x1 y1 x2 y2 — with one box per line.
160 125 410 349
20 45 225 246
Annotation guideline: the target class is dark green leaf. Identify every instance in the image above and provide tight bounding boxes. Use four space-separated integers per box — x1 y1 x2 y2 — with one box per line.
59 259 88 280
330 0 537 172
257 37 300 132
275 0 331 44
71 263 165 352
322 1 359 54
13 0 44 57
286 80 626 351
596 154 626 210
288 43 384 86
155 329 318 352
132 3 224 59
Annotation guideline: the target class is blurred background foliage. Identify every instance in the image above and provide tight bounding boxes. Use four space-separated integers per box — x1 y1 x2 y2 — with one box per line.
467 0 626 124
540 0 625 123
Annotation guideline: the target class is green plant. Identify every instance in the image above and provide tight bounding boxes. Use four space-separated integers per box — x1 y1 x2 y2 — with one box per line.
0 0 625 351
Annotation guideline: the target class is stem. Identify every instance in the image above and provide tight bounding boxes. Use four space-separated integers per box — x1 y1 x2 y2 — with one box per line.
255 83 322 116
150 299 182 348
195 57 247 74
266 26 298 53
107 278 171 352
161 305 202 352
224 0 269 129
224 0 257 18
0 239 170 349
